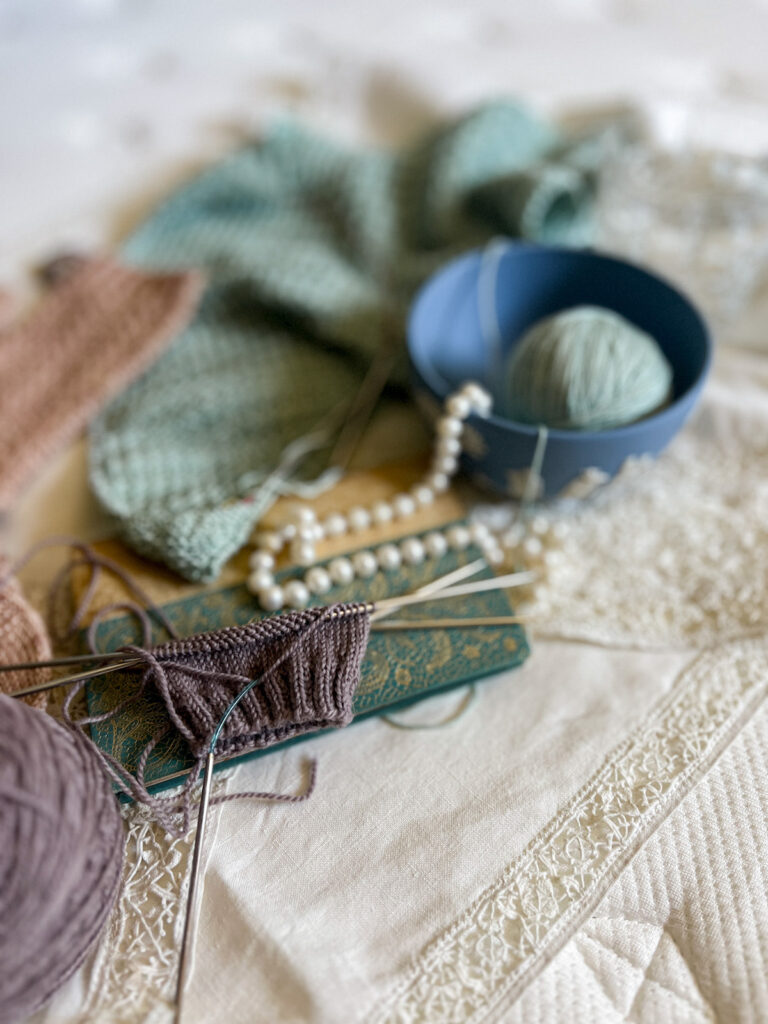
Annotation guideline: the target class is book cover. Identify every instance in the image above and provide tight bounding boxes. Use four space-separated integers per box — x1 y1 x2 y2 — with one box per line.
85 539 530 793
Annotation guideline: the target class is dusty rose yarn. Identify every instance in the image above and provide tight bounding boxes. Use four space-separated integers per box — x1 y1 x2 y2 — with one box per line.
0 559 52 710
0 694 124 1022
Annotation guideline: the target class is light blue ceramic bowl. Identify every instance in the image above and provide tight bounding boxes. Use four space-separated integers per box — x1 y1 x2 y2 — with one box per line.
408 242 711 497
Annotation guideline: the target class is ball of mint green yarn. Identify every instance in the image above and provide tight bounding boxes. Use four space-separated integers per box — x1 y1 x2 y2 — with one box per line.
503 306 673 430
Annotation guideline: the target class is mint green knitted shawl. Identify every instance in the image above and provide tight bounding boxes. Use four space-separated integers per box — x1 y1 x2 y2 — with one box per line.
90 101 596 581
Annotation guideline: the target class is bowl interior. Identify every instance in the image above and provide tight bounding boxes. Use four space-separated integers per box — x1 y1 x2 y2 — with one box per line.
408 244 711 422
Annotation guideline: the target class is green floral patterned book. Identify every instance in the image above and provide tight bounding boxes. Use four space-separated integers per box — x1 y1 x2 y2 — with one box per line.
85 540 529 794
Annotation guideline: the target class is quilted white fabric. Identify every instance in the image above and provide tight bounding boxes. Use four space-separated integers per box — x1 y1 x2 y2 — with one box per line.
368 637 768 1024
506 700 768 1023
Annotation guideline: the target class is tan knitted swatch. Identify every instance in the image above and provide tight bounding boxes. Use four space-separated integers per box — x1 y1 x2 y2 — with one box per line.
0 256 204 508
0 560 51 709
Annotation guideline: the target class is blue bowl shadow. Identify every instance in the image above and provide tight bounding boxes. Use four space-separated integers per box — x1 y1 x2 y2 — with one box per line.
407 242 712 497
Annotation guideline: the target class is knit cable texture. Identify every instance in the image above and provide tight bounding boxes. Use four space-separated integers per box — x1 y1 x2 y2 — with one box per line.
90 100 598 582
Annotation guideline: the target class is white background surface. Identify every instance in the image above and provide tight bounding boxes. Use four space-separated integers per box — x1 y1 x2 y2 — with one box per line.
3 0 768 291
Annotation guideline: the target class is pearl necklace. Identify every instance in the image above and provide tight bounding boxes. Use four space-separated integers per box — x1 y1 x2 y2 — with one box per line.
246 381 564 612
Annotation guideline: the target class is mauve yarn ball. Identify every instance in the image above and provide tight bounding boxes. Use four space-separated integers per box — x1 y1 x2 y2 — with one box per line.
0 694 124 1022
504 305 673 430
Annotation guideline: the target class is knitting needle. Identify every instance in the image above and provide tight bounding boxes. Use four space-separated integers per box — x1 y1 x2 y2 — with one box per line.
174 749 214 1024
173 567 528 1019
0 650 131 673
369 558 485 622
327 345 398 472
413 558 485 595
6 567 533 699
372 615 529 630
372 570 536 614
175 662 278 1023
9 657 145 699
3 568 485 692
6 609 525 698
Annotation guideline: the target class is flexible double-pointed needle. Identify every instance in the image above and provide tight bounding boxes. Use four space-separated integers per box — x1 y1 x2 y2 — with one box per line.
3 563 533 700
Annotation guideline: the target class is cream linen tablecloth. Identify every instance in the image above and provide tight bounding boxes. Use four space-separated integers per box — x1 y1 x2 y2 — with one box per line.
29 346 768 1024
6 2 768 1021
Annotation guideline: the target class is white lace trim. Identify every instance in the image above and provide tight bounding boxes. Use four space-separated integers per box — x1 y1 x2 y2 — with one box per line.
526 391 768 648
367 637 768 1024
77 775 232 1024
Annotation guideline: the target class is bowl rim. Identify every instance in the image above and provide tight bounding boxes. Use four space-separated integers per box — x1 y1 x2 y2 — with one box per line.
407 243 713 443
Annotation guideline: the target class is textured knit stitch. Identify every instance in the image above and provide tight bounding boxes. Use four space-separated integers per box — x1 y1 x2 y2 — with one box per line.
65 603 371 836
0 558 52 710
90 100 598 582
127 604 371 758
0 256 203 508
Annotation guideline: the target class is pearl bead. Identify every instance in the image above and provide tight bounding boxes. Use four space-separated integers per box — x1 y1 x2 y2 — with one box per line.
551 522 569 542
436 436 461 458
411 484 434 507
249 550 275 572
288 505 317 526
447 525 471 550
461 382 492 415
290 539 316 566
323 513 347 538
437 416 463 439
376 543 402 571
305 566 332 595
392 493 416 518
284 580 310 609
446 394 471 419
469 522 491 545
352 550 378 579
247 568 274 593
531 516 549 536
328 557 354 585
311 522 325 541
433 455 458 476
297 524 319 543
371 501 393 525
523 536 544 559
348 506 371 532
426 472 450 493
280 523 298 542
400 537 425 565
483 545 505 566
502 524 525 548
424 531 448 559
258 584 284 612
253 531 282 553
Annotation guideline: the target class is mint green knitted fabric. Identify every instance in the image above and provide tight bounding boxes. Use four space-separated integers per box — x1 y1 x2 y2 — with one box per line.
90 101 597 582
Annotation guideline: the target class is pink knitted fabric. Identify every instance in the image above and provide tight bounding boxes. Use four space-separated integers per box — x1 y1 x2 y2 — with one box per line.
0 559 51 709
0 256 203 508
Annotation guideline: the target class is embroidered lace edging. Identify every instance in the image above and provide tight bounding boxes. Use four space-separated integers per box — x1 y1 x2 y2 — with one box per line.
367 637 768 1024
